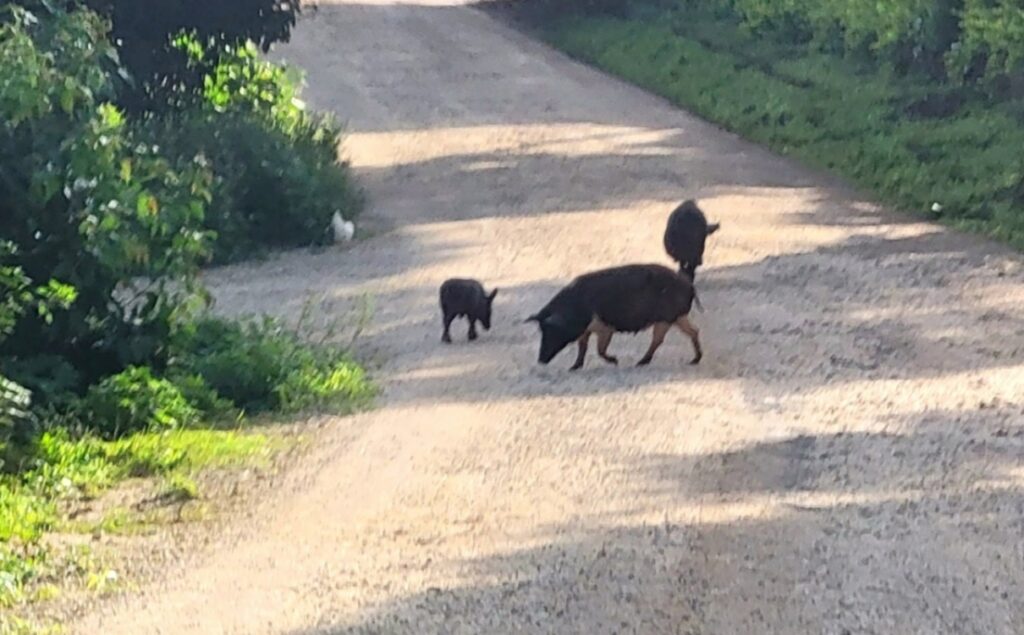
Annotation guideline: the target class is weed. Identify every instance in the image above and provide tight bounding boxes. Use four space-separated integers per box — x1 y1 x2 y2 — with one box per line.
160 474 200 502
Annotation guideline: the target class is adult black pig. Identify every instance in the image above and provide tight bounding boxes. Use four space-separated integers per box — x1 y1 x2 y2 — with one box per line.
526 264 702 370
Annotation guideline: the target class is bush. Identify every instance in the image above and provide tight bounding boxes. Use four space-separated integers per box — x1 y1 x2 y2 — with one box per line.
77 367 199 440
66 0 302 112
952 0 1024 81
134 40 361 263
533 0 1021 83
0 5 213 398
171 317 372 414
0 3 370 612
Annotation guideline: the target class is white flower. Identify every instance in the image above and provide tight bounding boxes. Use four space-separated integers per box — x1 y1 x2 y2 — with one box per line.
931 202 943 213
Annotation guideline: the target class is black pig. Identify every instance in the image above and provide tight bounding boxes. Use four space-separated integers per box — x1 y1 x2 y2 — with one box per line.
526 264 702 370
439 278 498 343
663 199 720 282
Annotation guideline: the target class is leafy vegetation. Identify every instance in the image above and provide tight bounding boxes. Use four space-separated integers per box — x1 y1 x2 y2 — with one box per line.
171 317 372 414
6 0 304 113
136 40 362 264
0 426 272 612
512 2 1024 247
527 0 1024 85
0 0 370 622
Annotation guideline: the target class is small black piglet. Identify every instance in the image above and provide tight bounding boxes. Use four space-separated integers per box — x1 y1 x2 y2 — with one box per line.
439 278 498 343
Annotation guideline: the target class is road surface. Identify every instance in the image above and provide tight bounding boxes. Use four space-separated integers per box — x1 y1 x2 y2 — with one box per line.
74 0 1024 633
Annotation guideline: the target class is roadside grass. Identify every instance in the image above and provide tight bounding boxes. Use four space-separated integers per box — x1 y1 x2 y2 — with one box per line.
0 427 274 610
1 307 376 627
531 8 1024 249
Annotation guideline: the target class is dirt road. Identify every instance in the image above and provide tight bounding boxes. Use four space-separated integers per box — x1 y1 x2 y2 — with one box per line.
73 1 1024 633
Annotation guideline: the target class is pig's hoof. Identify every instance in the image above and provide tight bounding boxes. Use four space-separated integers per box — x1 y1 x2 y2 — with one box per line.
569 362 583 371
468 332 478 341
690 352 702 365
442 334 452 344
636 358 652 367
601 355 618 366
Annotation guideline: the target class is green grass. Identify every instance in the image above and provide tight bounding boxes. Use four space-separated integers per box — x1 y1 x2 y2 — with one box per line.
1 309 374 618
0 427 273 609
536 8 1024 248
0 615 64 635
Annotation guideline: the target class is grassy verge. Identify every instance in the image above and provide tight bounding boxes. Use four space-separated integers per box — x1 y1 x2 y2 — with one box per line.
1 428 271 601
1 314 374 630
525 7 1024 248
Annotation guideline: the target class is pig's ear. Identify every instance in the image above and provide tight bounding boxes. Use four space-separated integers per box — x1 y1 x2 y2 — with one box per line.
524 313 540 324
707 222 721 235
488 288 498 302
545 313 569 329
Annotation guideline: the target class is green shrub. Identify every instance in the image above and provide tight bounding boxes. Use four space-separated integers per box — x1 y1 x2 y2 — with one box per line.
77 367 199 440
139 110 358 263
0 5 213 397
0 485 54 544
135 40 361 263
0 4 371 611
721 0 961 70
544 0 1020 83
164 373 235 421
952 0 1024 80
171 317 373 414
7 0 304 113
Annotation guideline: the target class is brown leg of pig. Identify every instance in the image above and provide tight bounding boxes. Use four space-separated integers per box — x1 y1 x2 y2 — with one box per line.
676 315 702 365
570 330 591 371
594 321 618 366
637 322 671 366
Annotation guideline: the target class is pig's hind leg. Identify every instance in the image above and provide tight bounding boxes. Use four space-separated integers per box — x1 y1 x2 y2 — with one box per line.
595 324 618 366
675 315 702 365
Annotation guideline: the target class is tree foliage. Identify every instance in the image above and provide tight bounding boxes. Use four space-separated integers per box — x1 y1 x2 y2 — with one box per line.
87 0 302 111
0 5 212 401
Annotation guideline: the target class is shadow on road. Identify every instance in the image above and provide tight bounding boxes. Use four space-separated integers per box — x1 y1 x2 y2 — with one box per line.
283 405 1024 633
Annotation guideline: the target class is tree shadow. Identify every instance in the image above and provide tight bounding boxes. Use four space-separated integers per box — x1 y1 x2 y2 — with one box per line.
283 406 1024 634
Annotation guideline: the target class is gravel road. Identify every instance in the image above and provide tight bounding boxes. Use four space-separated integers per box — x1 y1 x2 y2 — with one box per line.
72 0 1024 633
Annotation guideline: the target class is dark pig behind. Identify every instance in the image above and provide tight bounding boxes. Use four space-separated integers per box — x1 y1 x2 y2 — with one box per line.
439 278 498 343
526 264 702 370
663 199 720 282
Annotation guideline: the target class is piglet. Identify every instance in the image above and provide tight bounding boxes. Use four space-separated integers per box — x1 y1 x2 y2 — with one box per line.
439 278 498 343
